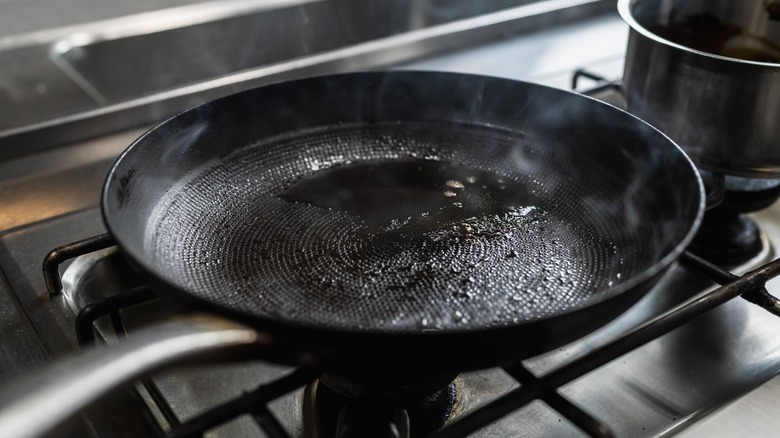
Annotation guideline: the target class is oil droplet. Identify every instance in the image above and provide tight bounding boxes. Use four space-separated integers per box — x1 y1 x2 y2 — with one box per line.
446 180 465 189
443 191 457 197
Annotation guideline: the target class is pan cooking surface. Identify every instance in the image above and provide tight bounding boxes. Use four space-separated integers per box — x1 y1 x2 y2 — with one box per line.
147 123 650 332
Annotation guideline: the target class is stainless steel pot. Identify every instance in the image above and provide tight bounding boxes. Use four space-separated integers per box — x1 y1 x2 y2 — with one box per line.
619 0 780 177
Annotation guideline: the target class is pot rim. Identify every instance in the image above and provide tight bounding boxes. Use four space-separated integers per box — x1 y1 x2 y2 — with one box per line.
617 0 780 68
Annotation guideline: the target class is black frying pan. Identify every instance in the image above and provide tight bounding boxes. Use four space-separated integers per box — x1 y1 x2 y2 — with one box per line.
102 71 703 380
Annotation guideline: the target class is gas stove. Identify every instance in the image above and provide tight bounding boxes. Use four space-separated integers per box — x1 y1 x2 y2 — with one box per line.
2 1 780 437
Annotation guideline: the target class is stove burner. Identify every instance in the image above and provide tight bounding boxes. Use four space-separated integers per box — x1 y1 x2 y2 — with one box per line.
721 175 780 211
304 379 457 438
690 174 780 265
689 209 764 266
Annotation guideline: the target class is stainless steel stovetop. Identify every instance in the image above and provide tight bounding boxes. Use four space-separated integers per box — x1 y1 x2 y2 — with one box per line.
2 1 780 436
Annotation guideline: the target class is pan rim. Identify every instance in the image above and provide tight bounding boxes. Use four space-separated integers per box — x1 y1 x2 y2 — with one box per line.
101 70 705 340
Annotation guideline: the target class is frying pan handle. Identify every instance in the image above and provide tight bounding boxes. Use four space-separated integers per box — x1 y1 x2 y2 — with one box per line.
0 314 264 438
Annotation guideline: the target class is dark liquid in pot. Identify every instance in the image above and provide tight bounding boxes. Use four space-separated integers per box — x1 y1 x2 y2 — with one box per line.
768 1 780 21
649 12 780 63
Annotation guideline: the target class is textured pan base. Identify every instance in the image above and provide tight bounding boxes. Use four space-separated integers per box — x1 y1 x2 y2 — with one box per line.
147 123 650 332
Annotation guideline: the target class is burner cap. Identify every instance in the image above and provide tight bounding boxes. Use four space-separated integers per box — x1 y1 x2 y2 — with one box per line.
689 210 762 266
700 171 780 213
304 378 457 438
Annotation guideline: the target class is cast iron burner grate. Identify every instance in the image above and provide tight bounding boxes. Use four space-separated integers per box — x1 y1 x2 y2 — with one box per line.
42 230 780 438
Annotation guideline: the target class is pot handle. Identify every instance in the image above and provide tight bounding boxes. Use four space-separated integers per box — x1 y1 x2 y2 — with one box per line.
0 314 264 438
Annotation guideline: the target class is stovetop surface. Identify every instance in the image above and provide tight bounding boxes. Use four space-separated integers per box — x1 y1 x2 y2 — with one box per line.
2 7 780 437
